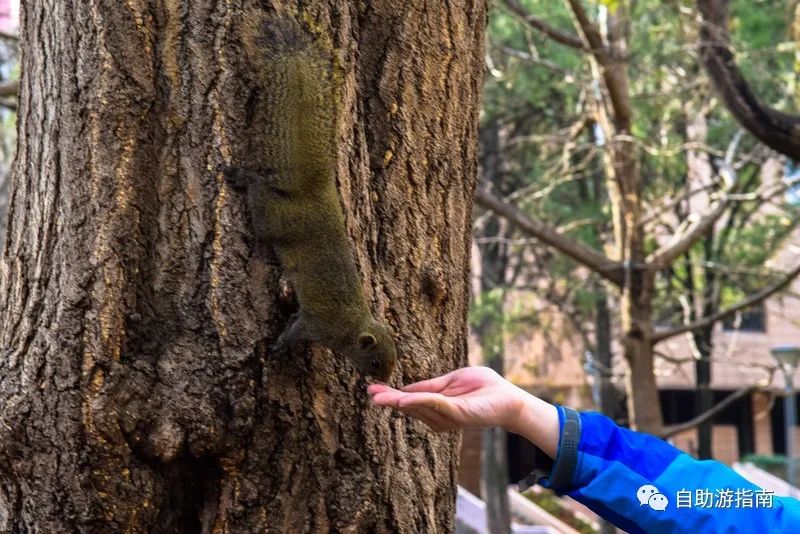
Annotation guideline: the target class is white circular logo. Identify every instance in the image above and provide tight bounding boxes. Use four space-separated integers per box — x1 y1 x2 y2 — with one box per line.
637 485 668 511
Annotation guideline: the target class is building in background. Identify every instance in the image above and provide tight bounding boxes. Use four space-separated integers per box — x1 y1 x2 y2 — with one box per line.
0 0 18 33
460 230 800 494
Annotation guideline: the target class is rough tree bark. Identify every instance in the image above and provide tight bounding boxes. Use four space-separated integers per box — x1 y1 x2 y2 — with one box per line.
0 1 486 532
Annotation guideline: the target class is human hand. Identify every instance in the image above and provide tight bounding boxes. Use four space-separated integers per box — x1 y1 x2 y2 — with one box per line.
367 366 525 432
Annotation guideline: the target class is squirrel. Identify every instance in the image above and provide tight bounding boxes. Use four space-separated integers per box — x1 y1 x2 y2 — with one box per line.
220 12 397 382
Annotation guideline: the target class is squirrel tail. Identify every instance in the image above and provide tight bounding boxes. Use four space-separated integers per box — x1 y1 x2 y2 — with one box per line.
243 12 321 62
241 11 338 181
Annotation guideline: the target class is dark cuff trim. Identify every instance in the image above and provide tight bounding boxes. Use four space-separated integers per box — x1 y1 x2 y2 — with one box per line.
547 407 581 490
517 406 582 493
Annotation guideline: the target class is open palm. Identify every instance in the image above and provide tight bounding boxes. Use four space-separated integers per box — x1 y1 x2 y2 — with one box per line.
368 367 524 432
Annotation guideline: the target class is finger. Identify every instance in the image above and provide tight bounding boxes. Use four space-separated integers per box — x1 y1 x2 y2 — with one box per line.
372 391 460 422
401 370 458 393
396 393 461 423
370 390 405 407
401 406 453 432
400 406 449 427
367 383 394 396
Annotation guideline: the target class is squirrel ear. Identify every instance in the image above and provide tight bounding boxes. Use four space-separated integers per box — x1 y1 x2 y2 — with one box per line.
358 333 377 349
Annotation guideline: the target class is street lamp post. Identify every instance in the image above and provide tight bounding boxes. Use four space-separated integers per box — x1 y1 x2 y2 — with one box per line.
770 346 800 497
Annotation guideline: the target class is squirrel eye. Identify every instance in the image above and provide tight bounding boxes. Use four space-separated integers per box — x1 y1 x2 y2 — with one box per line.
370 359 380 370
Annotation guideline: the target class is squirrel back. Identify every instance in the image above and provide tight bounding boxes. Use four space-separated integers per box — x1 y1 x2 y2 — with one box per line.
224 12 397 382
242 13 336 192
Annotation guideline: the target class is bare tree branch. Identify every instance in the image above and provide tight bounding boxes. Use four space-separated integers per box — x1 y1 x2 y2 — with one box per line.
641 183 717 227
497 46 570 74
564 0 606 53
696 0 800 159
653 263 800 343
659 385 761 439
501 0 588 51
727 174 800 202
646 149 796 267
655 351 777 375
474 188 625 286
646 194 729 267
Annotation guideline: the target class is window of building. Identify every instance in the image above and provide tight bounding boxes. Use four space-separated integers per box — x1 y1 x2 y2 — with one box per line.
784 163 800 205
722 304 766 333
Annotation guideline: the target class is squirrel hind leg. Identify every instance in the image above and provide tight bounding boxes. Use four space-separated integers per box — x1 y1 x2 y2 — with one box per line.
218 165 275 191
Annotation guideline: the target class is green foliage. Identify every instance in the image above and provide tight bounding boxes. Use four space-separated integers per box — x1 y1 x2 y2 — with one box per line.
524 490 597 533
469 289 508 362
730 0 794 107
480 0 800 342
600 0 621 13
469 289 507 331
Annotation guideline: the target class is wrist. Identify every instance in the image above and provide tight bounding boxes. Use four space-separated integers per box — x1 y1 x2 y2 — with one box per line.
499 386 528 433
504 388 560 459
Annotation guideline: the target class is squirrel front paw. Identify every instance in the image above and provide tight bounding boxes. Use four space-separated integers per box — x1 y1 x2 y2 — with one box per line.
217 165 250 191
269 313 306 358
268 338 292 359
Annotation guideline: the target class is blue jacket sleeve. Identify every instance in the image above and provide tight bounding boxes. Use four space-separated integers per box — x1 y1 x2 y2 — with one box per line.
537 407 800 533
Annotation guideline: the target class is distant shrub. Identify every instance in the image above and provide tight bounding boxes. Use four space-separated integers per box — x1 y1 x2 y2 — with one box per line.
523 489 597 534
742 454 800 482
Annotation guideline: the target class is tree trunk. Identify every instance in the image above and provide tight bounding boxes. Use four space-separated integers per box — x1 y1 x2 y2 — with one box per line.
0 1 486 532
480 428 511 534
692 325 714 459
593 6 664 433
476 318 511 534
594 284 621 421
480 394 511 534
689 236 717 459
474 121 512 534
621 271 663 433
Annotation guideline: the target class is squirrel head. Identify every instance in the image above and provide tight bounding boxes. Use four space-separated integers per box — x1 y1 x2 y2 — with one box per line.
344 320 397 382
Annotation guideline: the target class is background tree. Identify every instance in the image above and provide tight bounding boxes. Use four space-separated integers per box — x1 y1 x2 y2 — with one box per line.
471 118 517 534
474 7 620 531
477 0 800 437
0 1 486 531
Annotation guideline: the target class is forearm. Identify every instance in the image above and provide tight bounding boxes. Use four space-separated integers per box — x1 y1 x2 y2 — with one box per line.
503 388 559 459
515 408 800 533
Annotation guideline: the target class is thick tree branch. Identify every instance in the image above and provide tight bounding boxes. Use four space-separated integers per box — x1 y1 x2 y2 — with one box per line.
653 263 800 343
474 188 625 286
564 0 605 52
564 0 632 128
0 80 18 98
646 194 728 267
501 0 587 51
697 0 800 160
659 385 760 439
